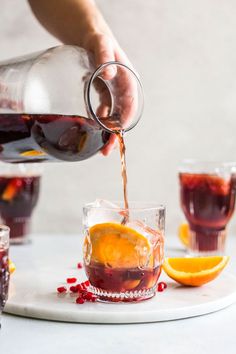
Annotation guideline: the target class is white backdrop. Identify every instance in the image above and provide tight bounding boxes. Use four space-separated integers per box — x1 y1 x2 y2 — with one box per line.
1 0 236 235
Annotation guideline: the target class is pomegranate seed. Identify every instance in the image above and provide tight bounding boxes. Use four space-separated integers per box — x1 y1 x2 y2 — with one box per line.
91 296 97 302
14 178 23 188
77 262 83 269
70 285 78 293
83 292 93 301
57 286 67 293
81 291 88 298
76 284 84 292
159 281 167 289
157 282 167 292
67 277 77 284
76 297 85 304
84 280 90 287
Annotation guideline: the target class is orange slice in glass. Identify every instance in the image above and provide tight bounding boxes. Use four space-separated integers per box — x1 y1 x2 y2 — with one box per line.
9 259 16 274
87 222 152 268
178 223 190 247
2 179 23 201
20 150 46 157
163 256 229 286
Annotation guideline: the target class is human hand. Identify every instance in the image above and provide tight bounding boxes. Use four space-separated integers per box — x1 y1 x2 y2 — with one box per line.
28 0 140 156
84 33 138 156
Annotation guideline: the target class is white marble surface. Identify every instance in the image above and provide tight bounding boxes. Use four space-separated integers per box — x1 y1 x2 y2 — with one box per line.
4 235 236 323
1 234 236 353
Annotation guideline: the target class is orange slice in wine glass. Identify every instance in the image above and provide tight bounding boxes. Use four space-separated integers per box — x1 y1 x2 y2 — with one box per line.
178 223 190 247
20 150 46 157
2 178 23 201
86 222 153 268
9 259 16 274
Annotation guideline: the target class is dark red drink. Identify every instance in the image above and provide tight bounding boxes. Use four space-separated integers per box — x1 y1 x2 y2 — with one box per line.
179 172 236 253
0 176 40 243
0 113 110 163
85 262 161 302
0 248 9 313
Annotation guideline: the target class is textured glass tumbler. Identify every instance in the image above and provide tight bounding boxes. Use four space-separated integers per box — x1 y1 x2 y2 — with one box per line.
0 225 10 328
83 201 165 303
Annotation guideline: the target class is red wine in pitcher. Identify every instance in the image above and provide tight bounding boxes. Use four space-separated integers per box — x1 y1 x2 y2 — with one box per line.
0 113 110 163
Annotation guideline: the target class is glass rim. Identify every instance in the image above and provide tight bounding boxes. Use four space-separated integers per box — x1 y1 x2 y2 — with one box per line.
0 162 43 177
0 224 10 232
179 159 236 173
83 201 165 212
86 61 144 133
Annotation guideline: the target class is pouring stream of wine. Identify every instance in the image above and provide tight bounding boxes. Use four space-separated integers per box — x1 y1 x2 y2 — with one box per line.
117 132 129 223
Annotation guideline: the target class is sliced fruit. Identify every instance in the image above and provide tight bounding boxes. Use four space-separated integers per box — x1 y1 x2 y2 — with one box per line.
2 178 23 201
9 260 16 274
22 114 31 121
178 223 190 247
163 256 229 286
20 150 46 157
78 132 87 151
87 222 152 268
123 279 141 290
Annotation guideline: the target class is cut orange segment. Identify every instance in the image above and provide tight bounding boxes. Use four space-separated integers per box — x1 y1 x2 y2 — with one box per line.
123 279 141 290
163 256 229 286
86 222 152 268
20 150 46 157
9 260 16 274
2 179 23 201
22 114 31 121
178 223 190 247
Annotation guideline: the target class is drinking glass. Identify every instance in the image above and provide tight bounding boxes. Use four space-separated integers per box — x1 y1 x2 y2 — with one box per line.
0 163 42 244
83 201 165 302
179 160 236 255
0 225 9 328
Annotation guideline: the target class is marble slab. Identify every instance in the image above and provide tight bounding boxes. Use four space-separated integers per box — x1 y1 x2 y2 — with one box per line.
4 235 236 324
5 269 236 323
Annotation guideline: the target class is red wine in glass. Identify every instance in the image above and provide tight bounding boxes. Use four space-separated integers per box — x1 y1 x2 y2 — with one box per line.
85 261 161 302
0 176 41 243
179 172 236 253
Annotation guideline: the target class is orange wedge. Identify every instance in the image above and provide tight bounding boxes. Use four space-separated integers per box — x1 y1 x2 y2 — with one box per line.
2 179 23 201
163 256 229 286
9 260 16 274
178 223 190 247
85 222 152 268
20 150 46 157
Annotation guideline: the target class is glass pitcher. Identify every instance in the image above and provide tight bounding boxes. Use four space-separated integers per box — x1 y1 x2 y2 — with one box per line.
0 45 144 163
